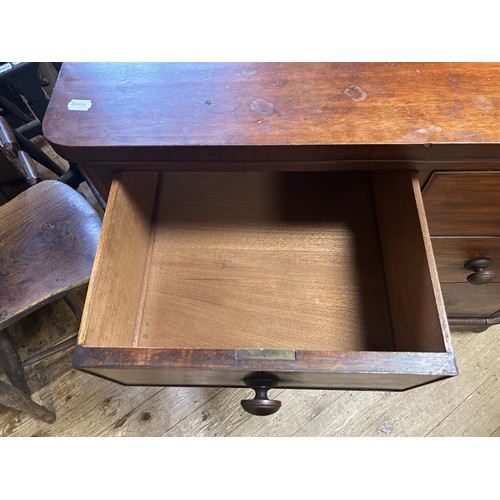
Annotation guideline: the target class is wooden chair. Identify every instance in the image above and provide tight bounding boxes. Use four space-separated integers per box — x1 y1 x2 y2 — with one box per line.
0 116 102 422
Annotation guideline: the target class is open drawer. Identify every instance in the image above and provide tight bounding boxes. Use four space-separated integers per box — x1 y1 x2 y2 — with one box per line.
73 170 457 415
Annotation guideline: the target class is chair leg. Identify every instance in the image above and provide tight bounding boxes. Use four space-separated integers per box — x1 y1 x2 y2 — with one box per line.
0 380 56 423
63 292 84 321
0 329 30 395
0 329 56 423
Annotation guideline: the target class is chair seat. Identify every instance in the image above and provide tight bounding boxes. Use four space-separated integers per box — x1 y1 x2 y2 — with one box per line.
0 180 101 330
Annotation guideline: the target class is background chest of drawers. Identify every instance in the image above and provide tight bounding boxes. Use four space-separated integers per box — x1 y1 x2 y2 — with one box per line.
424 171 500 330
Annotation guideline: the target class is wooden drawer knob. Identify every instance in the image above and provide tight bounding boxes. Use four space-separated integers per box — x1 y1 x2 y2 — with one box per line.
241 375 281 416
464 258 495 285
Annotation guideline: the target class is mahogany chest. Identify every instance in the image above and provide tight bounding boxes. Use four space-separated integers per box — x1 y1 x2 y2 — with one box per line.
43 63 500 415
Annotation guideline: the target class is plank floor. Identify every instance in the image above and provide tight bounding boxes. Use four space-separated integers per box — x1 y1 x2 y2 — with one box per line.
0 293 498 437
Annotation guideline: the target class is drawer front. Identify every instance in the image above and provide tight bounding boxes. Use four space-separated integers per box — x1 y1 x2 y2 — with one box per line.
441 283 500 317
432 237 500 283
73 345 457 392
424 172 500 236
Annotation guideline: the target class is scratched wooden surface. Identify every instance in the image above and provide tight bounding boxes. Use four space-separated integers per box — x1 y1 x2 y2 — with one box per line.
43 63 500 164
1 293 498 437
44 62 500 147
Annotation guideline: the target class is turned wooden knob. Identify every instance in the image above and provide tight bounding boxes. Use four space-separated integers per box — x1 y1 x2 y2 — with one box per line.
241 375 281 416
464 258 495 285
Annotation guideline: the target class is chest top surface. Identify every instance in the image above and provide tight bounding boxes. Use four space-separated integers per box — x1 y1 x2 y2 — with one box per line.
42 62 500 163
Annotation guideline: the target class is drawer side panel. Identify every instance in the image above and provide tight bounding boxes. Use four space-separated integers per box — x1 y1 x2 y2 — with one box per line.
78 171 159 347
371 171 451 353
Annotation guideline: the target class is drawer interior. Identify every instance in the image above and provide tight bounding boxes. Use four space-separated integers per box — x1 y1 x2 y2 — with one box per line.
139 171 390 352
79 170 450 356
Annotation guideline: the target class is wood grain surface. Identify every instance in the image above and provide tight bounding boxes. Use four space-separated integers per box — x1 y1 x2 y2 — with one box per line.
138 171 391 352
78 172 159 347
0 181 101 330
424 171 500 236
43 63 500 163
372 171 450 353
73 343 457 391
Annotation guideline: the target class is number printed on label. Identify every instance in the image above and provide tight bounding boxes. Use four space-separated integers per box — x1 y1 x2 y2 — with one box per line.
0 63 13 74
67 99 92 111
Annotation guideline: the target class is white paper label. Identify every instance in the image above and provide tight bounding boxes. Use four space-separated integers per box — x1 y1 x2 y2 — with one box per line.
67 99 92 111
0 63 13 74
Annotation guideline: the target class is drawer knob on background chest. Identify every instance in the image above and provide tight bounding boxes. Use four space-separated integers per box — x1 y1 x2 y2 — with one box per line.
464 258 495 285
241 375 282 416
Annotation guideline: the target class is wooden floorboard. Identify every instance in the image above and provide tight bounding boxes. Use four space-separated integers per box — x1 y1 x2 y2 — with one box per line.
342 329 500 437
427 370 500 436
99 386 225 437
